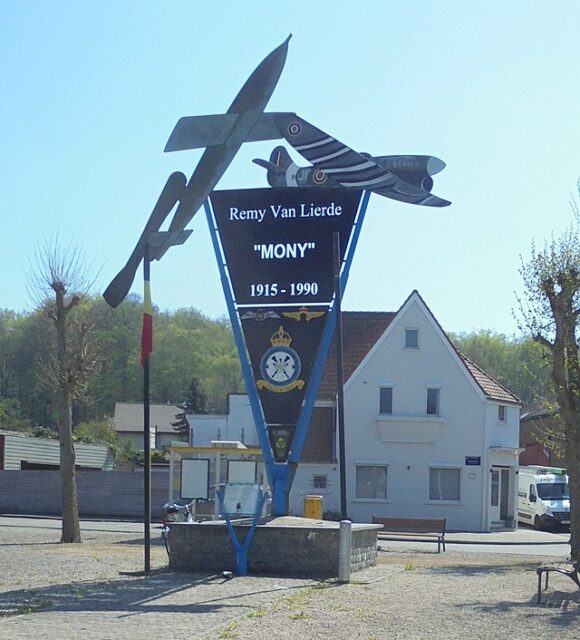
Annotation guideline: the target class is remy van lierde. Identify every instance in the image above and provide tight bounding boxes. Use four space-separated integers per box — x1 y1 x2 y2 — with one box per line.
229 202 343 222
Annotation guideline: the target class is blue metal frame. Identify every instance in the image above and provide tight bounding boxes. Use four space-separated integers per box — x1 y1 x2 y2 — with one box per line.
217 486 269 576
205 190 371 515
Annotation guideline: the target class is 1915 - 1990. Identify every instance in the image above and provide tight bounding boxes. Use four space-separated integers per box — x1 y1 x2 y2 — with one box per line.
249 282 319 297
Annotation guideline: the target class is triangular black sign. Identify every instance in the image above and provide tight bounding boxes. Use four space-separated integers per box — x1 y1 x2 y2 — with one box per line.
209 187 362 456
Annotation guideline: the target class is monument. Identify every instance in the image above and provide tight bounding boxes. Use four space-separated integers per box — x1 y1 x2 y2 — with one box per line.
104 36 450 521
